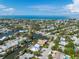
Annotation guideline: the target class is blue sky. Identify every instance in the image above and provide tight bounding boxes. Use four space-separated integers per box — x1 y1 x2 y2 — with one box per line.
0 0 79 16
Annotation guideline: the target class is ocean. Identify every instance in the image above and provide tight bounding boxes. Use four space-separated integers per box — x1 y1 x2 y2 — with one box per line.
0 15 69 20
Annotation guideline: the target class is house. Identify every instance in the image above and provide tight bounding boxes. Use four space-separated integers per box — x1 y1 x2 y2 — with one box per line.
52 51 65 59
71 36 77 41
74 39 79 45
71 36 79 45
0 39 19 55
5 40 19 48
19 53 34 59
0 36 6 41
59 37 68 51
19 30 28 33
37 40 47 46
0 48 2 52
0 45 7 55
36 31 45 36
31 44 40 51
59 37 67 46
0 51 6 55
46 25 54 30
65 55 70 59
52 51 70 59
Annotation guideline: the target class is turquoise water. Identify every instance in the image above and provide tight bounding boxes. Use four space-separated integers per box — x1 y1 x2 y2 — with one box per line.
0 15 69 20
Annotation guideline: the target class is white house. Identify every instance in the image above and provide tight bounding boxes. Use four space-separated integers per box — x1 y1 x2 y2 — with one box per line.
31 44 40 51
74 39 79 45
59 37 68 51
71 36 77 41
59 37 67 46
71 36 79 45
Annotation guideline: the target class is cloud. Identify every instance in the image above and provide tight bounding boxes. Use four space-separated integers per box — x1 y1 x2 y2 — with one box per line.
0 5 6 9
0 4 15 15
27 5 71 15
28 5 67 13
28 5 54 12
66 0 79 13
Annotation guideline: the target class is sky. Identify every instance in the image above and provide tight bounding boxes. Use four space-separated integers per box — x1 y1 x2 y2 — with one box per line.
0 0 79 16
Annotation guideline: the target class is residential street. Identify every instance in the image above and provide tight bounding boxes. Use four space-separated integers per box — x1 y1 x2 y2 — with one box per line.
39 42 53 59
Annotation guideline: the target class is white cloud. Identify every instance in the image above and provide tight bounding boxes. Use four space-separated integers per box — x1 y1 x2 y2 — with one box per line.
28 5 54 12
0 4 15 15
27 5 71 15
3 8 14 11
0 5 6 9
66 0 79 13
